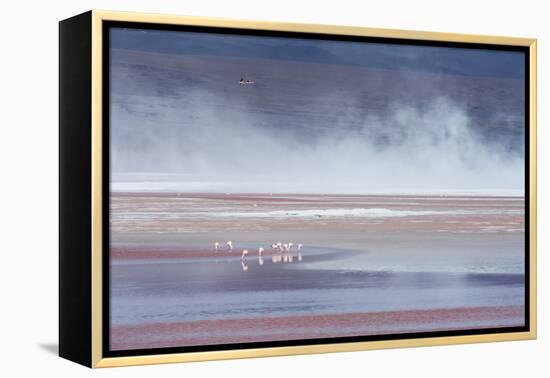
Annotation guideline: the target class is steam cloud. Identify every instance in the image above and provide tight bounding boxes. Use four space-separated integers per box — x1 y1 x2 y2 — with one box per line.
110 89 524 195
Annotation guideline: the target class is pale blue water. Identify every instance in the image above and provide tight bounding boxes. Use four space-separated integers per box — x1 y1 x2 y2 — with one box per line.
110 247 525 327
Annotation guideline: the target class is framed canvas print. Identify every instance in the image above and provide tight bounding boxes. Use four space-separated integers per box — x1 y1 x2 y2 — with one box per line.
59 10 537 368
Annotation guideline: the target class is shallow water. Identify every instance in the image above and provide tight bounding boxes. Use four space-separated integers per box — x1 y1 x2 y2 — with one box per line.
109 193 526 345
111 246 524 327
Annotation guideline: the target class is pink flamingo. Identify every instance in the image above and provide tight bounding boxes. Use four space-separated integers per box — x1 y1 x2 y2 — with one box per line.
226 241 233 252
258 247 264 256
241 249 249 260
214 242 220 253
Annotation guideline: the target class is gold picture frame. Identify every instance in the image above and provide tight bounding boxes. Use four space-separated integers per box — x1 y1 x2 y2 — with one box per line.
59 9 537 368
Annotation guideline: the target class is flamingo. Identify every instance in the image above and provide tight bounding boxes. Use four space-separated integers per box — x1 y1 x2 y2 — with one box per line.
226 241 233 252
258 247 264 256
241 249 249 260
214 242 220 253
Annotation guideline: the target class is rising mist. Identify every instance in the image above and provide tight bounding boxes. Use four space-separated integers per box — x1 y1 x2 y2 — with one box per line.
109 32 525 195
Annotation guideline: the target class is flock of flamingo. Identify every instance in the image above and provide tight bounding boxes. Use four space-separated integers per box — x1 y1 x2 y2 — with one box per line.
213 240 304 270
